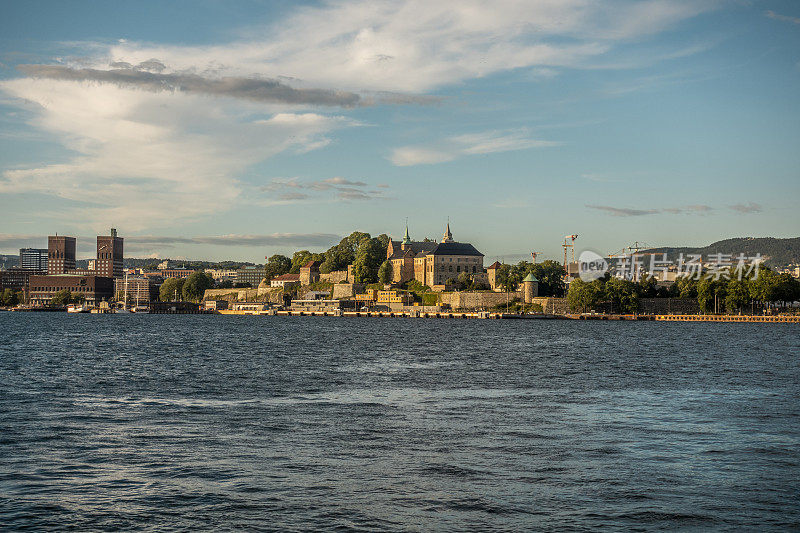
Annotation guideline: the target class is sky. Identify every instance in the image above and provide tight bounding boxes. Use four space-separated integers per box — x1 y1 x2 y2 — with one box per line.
0 0 798 263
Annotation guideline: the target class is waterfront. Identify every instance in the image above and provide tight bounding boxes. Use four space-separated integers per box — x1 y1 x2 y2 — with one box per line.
1 314 798 530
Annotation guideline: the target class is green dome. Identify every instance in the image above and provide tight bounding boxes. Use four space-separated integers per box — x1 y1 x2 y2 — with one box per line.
522 273 539 283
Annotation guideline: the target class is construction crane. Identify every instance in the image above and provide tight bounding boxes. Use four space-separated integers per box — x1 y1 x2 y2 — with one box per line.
530 251 542 263
562 234 578 276
608 241 653 258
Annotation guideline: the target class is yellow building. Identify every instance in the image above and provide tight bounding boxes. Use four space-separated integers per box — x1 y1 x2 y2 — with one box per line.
387 223 484 287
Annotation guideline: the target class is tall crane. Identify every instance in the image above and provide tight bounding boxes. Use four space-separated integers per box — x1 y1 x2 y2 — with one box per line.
530 251 542 263
562 234 578 276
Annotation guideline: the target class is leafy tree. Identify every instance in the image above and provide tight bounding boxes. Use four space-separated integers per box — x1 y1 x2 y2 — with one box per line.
775 272 800 305
378 260 392 284
697 277 727 313
183 271 215 302
351 238 385 283
567 278 602 312
290 250 324 273
159 278 185 301
604 277 640 313
320 231 372 273
217 279 234 289
50 289 73 306
638 276 659 298
1 288 18 306
725 277 751 314
265 254 292 279
495 264 517 292
675 276 698 299
456 271 473 291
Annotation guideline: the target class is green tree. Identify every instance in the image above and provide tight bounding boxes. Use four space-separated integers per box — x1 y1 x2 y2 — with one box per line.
50 289 73 306
697 277 727 314
1 288 18 306
265 254 292 279
775 272 800 306
725 277 751 314
183 271 215 302
290 250 324 273
456 271 473 291
638 275 659 298
604 277 640 314
674 276 698 299
378 260 392 285
159 278 185 301
351 238 385 283
495 264 517 292
529 260 566 297
217 279 234 289
320 231 372 273
567 278 602 312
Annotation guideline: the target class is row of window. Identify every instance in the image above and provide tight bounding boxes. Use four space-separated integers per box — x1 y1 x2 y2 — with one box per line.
33 286 94 292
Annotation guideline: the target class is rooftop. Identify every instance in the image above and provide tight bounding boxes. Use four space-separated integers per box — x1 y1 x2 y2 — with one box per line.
430 242 484 257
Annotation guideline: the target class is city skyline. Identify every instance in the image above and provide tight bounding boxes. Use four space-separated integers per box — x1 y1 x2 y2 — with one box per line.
1 0 799 262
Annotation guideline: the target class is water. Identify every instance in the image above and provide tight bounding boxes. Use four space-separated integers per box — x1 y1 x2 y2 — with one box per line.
1 313 798 531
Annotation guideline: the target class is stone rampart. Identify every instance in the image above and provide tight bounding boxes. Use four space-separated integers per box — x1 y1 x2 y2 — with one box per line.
438 290 522 310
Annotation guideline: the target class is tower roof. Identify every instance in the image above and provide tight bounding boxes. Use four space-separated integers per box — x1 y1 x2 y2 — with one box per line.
402 223 411 244
441 221 453 243
522 272 539 283
430 242 483 256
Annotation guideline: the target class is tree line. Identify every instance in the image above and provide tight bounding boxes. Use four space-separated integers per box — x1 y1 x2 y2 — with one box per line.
262 231 392 285
567 267 800 314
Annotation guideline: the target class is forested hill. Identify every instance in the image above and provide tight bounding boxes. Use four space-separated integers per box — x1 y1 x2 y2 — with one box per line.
644 237 800 267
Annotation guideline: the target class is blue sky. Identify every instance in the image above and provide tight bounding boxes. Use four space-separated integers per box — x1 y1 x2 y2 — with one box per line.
1 0 798 262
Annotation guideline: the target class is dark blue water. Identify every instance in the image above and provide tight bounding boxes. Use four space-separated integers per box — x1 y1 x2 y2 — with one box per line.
1 313 798 531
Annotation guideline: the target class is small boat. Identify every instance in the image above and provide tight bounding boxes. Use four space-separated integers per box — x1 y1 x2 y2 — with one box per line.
66 304 89 313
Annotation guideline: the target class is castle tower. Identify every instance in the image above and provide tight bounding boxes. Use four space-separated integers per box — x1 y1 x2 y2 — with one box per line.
521 272 539 303
401 222 412 250
441 221 454 243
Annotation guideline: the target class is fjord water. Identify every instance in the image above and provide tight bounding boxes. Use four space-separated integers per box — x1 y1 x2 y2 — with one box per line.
1 314 798 531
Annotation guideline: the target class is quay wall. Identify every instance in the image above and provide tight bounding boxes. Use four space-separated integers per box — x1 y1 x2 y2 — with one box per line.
439 290 522 310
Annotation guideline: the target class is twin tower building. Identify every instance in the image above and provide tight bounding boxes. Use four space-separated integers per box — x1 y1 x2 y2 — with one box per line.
28 229 124 305
46 228 123 278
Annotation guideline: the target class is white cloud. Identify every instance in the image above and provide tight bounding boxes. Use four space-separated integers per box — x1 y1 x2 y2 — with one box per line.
0 0 717 229
0 79 355 229
390 129 559 166
99 0 714 93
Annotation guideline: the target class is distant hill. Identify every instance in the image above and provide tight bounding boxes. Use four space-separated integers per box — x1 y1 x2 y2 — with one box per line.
644 237 800 267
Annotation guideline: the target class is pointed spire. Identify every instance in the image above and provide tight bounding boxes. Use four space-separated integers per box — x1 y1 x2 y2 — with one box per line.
442 218 454 243
402 218 411 244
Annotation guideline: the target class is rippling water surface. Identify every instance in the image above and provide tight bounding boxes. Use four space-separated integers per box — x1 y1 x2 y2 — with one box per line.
1 313 798 530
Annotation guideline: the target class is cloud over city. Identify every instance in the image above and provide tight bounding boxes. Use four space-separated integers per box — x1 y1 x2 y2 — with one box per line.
260 177 390 203
0 0 722 232
587 204 717 216
390 129 559 166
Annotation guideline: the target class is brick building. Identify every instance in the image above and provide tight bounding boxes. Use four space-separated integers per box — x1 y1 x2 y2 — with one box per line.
96 228 124 278
48 236 76 275
29 274 114 306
